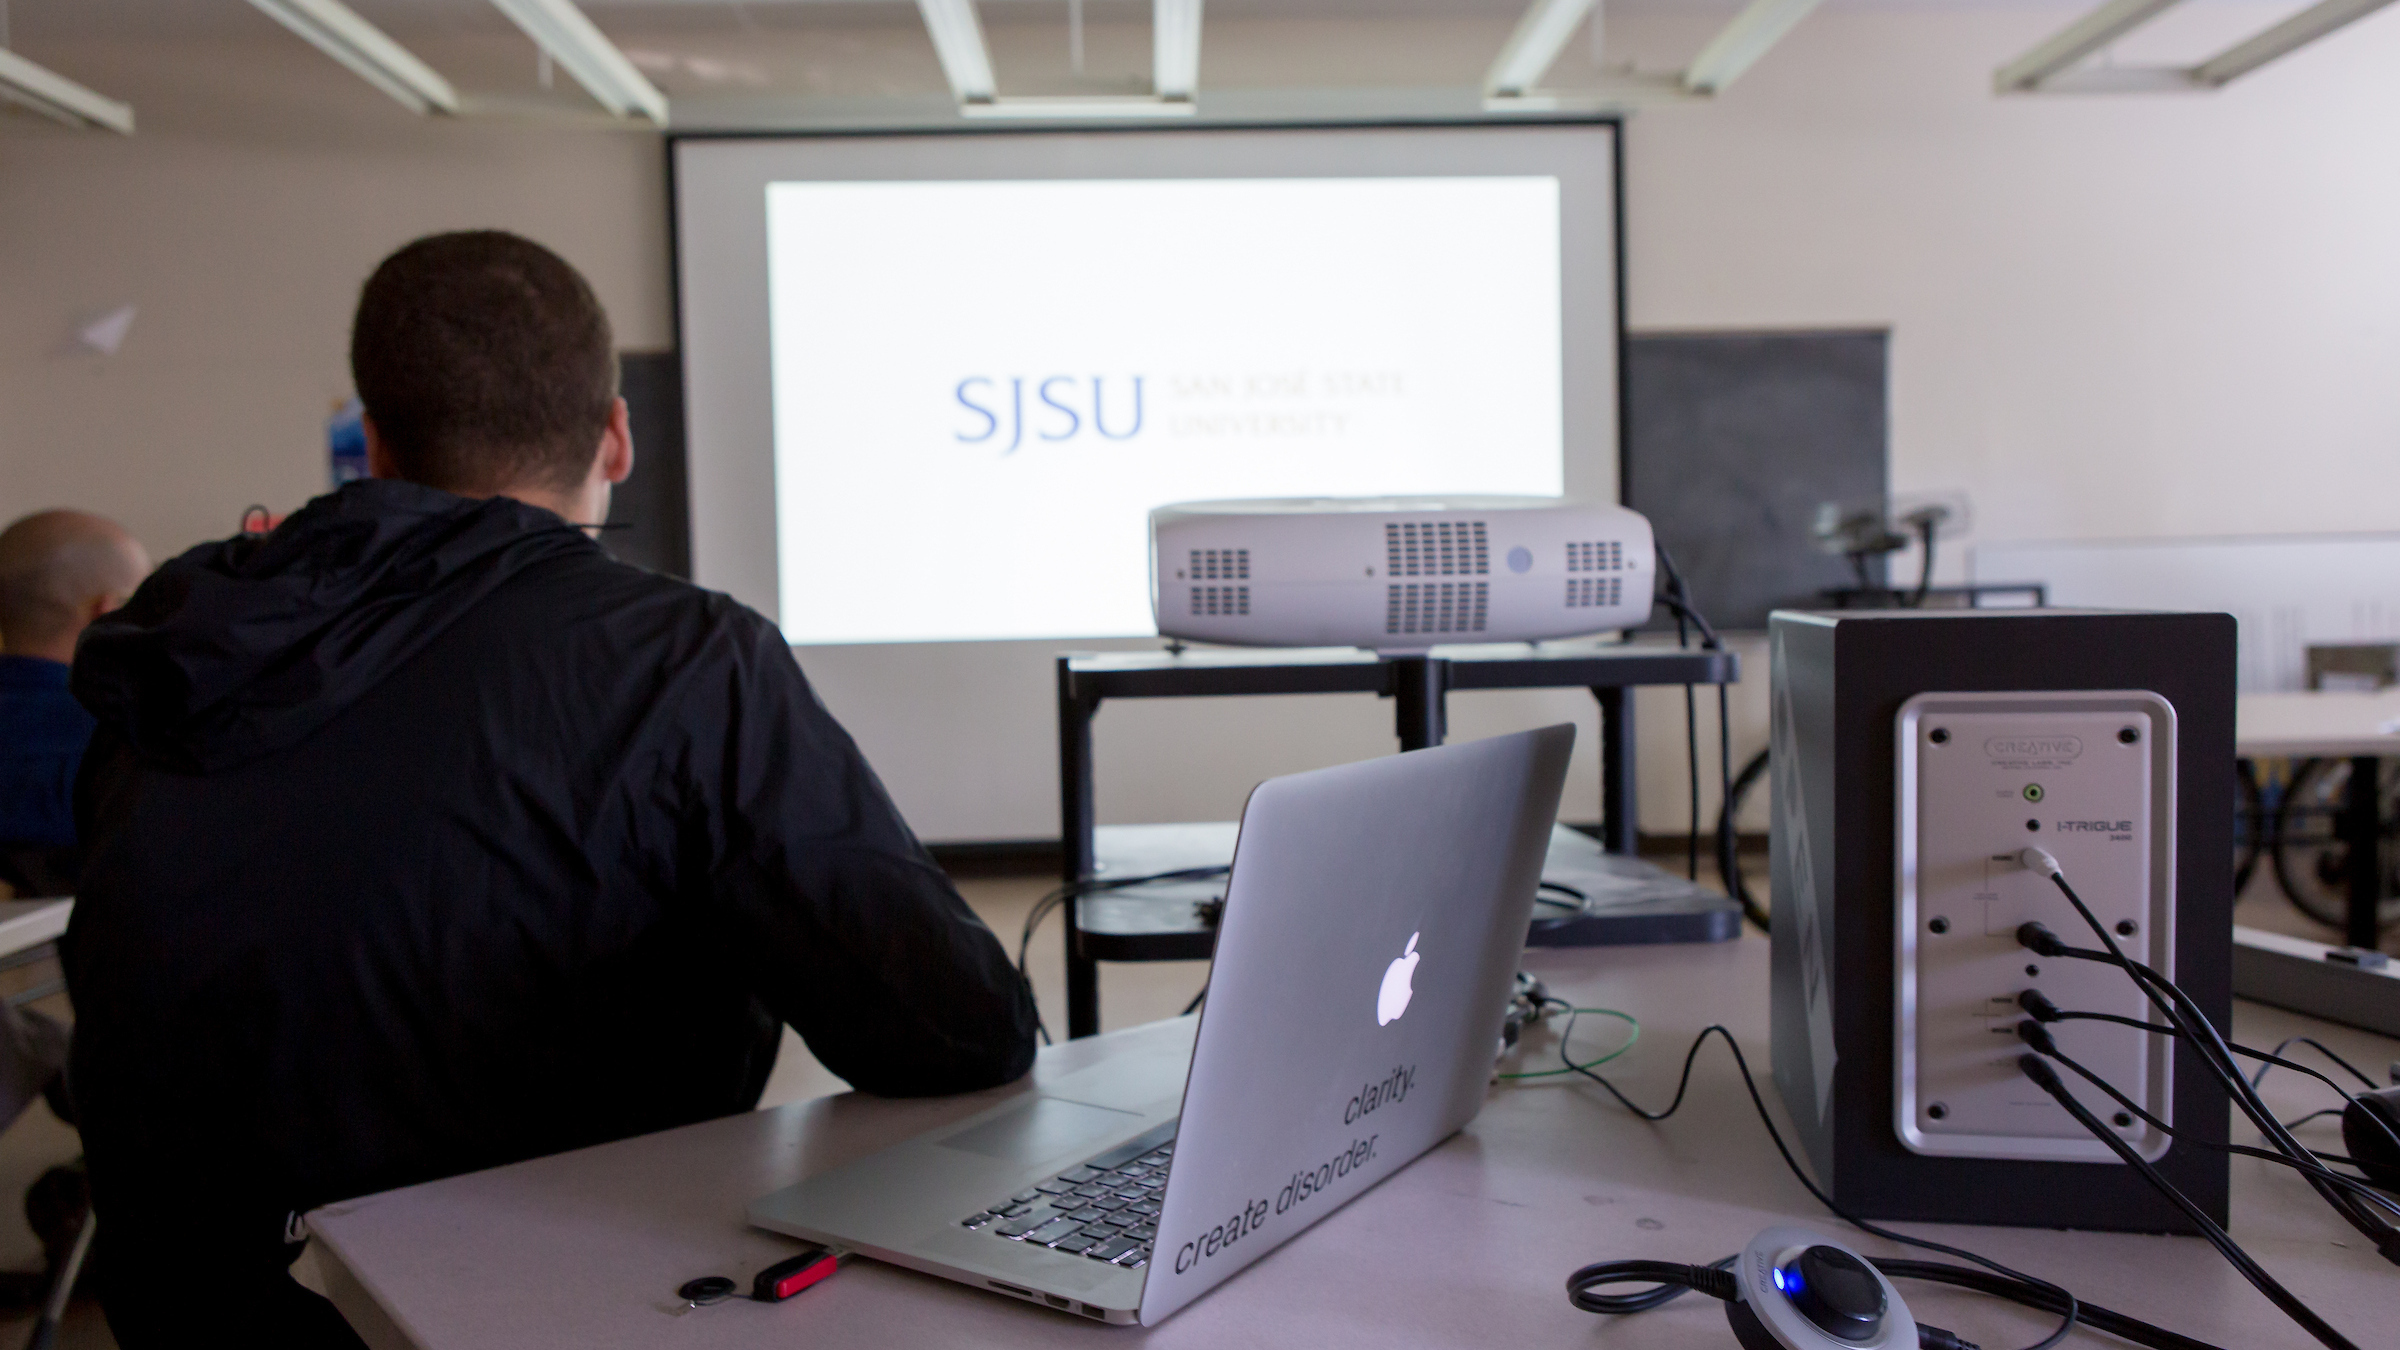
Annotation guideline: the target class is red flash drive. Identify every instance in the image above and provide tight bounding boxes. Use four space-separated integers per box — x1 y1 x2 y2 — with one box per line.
752 1246 842 1302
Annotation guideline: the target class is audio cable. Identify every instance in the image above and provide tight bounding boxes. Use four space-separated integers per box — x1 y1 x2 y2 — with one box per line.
1014 866 1228 1043
2003 848 2386 1348
1562 1024 2083 1350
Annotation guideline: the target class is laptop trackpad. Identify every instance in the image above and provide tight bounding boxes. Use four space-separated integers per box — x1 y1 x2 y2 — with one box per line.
938 1097 1142 1163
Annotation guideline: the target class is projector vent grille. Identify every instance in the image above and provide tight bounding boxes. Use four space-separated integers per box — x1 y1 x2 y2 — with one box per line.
1566 541 1626 573
1192 585 1250 617
1190 548 1249 581
1385 583 1488 636
1565 577 1623 609
1385 522 1488 577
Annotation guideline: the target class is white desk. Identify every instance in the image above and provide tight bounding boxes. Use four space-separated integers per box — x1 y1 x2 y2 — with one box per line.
308 937 2399 1350
2238 689 2400 760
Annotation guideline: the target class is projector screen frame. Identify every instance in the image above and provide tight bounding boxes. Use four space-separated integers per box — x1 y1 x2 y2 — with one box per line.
665 115 1633 845
666 114 1631 636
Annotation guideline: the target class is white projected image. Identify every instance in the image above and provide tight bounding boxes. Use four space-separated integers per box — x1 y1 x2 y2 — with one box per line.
765 176 1564 643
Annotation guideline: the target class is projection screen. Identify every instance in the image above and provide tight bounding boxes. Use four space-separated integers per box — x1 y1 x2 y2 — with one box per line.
674 121 1622 842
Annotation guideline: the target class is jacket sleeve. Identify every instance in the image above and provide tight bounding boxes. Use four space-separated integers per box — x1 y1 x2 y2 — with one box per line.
693 614 1037 1097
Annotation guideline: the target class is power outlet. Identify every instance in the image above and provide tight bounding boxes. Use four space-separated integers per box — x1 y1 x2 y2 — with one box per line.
1894 691 2177 1163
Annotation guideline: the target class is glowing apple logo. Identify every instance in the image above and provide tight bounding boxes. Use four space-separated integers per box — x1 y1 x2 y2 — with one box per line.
1377 933 1421 1027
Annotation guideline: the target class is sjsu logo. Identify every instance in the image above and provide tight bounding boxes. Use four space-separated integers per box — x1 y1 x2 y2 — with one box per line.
955 376 1145 454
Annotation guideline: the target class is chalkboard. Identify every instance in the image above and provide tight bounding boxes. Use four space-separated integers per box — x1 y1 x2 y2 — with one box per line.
606 351 693 579
1623 330 1888 631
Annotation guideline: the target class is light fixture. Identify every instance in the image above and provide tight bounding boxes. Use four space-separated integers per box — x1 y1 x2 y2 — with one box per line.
1682 0 1824 94
1997 0 2399 94
1484 0 1599 99
916 0 997 104
1482 0 1818 108
246 0 459 115
0 47 134 134
1993 0 2181 92
486 0 668 123
1153 0 1203 103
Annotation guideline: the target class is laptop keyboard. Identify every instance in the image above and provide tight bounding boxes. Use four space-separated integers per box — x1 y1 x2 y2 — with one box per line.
959 1120 1177 1270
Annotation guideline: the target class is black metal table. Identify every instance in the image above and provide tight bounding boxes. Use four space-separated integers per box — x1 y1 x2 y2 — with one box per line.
1054 642 1740 1037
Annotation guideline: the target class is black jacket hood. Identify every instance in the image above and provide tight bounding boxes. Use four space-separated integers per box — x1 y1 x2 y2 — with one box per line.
74 479 599 773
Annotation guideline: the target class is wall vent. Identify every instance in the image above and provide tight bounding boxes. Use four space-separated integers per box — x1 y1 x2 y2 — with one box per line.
1190 548 1249 581
1192 585 1250 617
1565 576 1623 609
1565 540 1626 573
1385 582 1489 635
1384 521 1489 577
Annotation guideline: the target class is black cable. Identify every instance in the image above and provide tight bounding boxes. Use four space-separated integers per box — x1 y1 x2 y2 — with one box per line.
1015 866 1230 1043
2033 871 2400 1242
1179 985 1206 1016
1573 1025 2079 1350
2015 1025 2400 1219
2249 1036 2382 1093
2019 1055 2360 1350
1867 1260 2226 1350
1564 1255 1735 1315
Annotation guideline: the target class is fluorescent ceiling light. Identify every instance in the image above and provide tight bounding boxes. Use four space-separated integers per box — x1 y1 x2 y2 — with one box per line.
1485 0 1599 99
2192 0 2398 85
1993 0 2182 93
1683 0 1823 95
1154 0 1203 102
960 96 1196 119
917 0 997 104
1996 0 2395 94
0 47 134 133
487 0 667 122
247 0 459 114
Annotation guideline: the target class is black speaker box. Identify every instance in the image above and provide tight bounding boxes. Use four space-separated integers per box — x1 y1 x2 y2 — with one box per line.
1767 608 2235 1232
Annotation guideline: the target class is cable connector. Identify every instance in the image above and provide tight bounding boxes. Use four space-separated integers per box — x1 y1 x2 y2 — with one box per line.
2016 989 2063 1023
2016 846 2062 878
2016 921 2069 957
1918 1324 1982 1350
2015 1019 2060 1056
2018 1052 2065 1095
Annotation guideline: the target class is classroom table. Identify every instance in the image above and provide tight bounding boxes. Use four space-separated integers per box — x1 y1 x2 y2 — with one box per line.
2237 689 2400 950
307 934 2398 1350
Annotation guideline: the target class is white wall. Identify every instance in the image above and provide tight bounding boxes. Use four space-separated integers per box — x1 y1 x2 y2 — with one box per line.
6 3 2397 840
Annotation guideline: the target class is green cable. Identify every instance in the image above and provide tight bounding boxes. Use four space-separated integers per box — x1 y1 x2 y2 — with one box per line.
1498 1007 1640 1080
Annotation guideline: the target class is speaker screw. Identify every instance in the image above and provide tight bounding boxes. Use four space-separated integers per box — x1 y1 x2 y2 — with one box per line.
2113 1111 2134 1128
1929 916 1950 934
2116 919 2138 936
2118 727 2140 744
1929 728 1950 744
1927 1103 1949 1120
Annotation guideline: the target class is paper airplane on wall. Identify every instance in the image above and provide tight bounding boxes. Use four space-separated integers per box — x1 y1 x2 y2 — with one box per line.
75 304 137 356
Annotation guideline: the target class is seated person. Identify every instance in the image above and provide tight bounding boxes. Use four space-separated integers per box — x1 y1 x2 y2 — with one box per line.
65 231 1038 1349
0 509 148 897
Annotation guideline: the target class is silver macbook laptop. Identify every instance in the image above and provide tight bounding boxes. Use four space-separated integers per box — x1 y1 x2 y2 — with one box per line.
748 724 1574 1325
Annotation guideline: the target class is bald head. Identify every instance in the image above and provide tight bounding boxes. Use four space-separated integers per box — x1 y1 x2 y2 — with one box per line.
0 510 151 663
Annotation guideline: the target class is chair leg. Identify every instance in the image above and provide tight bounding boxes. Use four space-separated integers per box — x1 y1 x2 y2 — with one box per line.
22 1209 92 1350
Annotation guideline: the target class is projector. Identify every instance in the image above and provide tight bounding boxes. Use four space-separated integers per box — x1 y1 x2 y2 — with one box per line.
1151 496 1654 652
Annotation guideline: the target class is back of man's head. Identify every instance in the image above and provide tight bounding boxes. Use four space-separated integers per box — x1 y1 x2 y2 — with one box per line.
350 231 617 497
0 510 150 660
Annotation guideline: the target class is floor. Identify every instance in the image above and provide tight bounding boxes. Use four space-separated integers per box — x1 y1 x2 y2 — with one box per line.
0 847 2385 1348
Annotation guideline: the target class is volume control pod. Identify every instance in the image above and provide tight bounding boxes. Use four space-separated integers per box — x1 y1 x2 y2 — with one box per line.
1727 1227 1917 1350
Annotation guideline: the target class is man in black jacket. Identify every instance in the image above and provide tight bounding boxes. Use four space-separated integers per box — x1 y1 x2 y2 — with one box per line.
65 232 1038 1347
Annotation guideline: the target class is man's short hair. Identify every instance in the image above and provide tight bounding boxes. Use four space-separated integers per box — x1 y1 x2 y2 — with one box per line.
350 231 617 495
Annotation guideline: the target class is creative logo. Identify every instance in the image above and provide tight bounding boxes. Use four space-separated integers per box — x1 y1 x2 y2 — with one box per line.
1377 933 1420 1026
954 375 1145 454
1985 735 2083 762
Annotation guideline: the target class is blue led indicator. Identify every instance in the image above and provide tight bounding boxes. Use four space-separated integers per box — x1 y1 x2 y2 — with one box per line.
1772 1268 1788 1292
